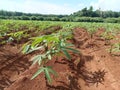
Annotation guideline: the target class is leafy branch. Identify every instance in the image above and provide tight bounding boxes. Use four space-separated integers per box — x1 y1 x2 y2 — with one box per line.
22 31 79 84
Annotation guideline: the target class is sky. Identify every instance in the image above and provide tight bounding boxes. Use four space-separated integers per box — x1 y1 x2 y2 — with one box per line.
0 0 120 15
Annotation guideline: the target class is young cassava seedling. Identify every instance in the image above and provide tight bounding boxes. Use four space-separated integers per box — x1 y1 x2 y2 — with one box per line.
22 30 80 84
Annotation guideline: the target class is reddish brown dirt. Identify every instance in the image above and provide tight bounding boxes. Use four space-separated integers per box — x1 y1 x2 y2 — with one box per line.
0 28 120 90
0 44 31 90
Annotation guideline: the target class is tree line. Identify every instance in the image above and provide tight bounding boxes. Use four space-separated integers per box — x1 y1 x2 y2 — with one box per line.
71 6 120 18
0 6 120 23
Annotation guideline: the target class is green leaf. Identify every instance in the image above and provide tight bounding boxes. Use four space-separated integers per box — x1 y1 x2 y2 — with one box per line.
22 44 31 54
32 55 42 65
48 54 52 60
44 68 52 83
31 38 43 47
7 37 14 42
65 47 80 53
27 46 43 54
47 66 57 76
31 67 44 80
61 48 71 60
65 43 74 47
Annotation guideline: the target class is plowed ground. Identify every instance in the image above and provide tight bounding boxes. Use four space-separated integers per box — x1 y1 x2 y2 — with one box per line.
0 28 120 90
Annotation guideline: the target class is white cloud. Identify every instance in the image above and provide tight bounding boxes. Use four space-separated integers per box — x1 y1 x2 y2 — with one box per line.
0 0 76 14
0 0 120 14
91 0 120 11
23 1 75 14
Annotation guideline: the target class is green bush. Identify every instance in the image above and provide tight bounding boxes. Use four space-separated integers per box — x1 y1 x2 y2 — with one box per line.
74 17 103 22
104 18 117 23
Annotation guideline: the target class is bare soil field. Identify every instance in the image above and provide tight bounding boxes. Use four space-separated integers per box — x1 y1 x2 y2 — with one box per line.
0 28 120 90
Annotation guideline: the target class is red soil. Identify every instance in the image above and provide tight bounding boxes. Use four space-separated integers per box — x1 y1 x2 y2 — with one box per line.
0 28 120 90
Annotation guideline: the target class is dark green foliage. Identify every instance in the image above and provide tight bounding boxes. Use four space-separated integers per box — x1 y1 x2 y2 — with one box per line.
74 17 103 22
104 18 118 23
1 6 120 23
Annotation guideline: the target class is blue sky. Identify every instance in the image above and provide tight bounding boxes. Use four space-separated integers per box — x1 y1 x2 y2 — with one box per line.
0 0 120 14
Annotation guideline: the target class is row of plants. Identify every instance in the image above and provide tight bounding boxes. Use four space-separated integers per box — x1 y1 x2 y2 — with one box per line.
0 20 120 84
0 20 63 44
1 20 120 49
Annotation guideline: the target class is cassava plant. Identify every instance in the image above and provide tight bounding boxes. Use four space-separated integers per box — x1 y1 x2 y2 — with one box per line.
22 30 79 84
7 31 28 43
108 42 120 55
88 27 97 39
100 31 116 45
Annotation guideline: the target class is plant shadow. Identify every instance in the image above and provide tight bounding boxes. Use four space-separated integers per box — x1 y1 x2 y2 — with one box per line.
47 53 106 90
68 53 106 87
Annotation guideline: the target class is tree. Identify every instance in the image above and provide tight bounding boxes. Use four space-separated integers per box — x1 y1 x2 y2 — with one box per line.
30 16 37 20
88 6 93 17
20 15 30 20
81 7 88 16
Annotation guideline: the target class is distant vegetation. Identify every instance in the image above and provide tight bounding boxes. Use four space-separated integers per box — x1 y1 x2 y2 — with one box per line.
1 6 120 23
